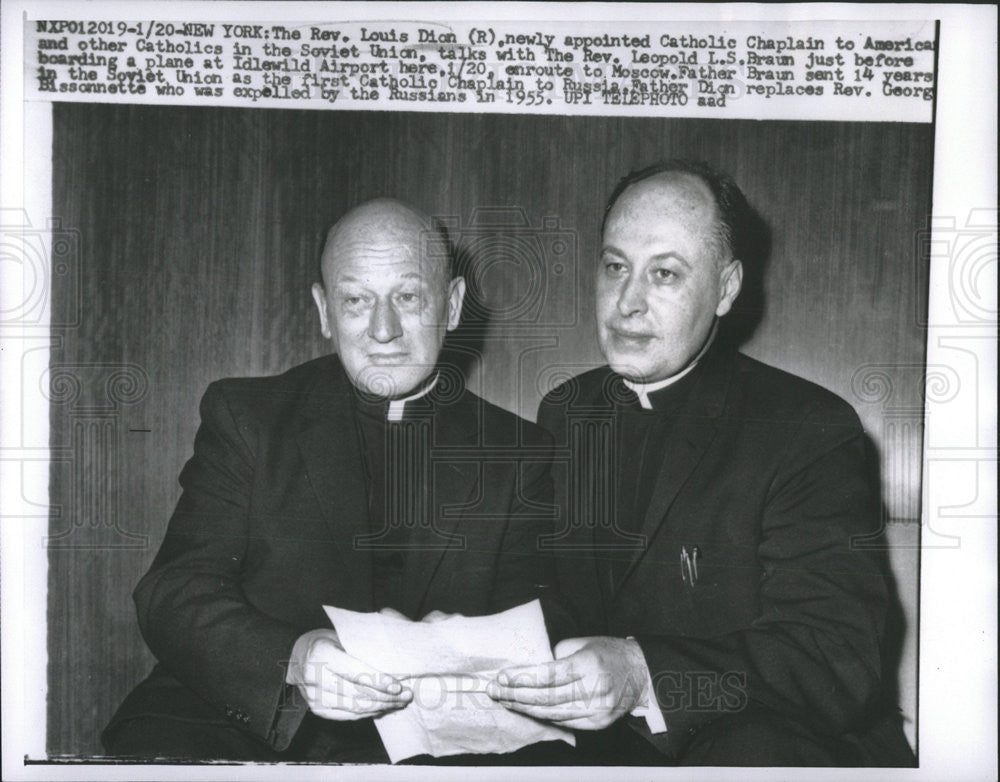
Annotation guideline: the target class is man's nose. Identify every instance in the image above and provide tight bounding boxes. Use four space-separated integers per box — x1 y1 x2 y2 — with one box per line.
368 299 403 343
617 275 647 317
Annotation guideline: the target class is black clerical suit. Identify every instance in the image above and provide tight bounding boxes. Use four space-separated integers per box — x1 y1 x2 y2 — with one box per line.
103 355 574 761
537 343 915 766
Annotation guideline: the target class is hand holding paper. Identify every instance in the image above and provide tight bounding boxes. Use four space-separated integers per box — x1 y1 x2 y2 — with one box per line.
323 600 575 762
285 627 413 721
486 636 649 730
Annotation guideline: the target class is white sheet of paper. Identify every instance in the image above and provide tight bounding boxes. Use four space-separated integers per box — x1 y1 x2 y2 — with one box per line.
323 600 575 763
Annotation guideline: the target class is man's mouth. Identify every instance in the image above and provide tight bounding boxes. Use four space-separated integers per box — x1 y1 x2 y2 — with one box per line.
607 326 655 346
367 352 409 364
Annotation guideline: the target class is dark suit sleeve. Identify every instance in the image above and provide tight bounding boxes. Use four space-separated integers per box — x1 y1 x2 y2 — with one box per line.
631 403 888 755
488 426 580 644
133 382 306 750
536 394 605 638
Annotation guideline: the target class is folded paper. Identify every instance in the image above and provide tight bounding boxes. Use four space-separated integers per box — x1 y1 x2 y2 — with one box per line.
323 600 575 762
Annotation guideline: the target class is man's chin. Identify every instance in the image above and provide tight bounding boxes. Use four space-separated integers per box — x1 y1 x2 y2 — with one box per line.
353 365 431 399
606 357 655 382
606 357 677 384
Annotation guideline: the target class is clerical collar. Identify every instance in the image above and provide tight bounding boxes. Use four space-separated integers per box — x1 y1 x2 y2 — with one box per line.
387 374 438 421
353 372 439 423
622 326 716 410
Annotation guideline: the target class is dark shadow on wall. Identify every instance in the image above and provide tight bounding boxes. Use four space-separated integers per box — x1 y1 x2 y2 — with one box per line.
437 227 491 388
718 197 772 350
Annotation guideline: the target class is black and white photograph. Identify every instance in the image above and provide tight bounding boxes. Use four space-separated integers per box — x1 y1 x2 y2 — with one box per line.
1 3 995 780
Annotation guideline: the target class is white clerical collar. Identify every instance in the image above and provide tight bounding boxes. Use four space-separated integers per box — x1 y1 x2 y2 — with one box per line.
622 326 716 410
387 373 438 422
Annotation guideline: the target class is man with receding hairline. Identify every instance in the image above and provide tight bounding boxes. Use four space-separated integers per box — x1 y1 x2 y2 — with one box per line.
487 162 915 767
102 198 576 762
310 199 464 401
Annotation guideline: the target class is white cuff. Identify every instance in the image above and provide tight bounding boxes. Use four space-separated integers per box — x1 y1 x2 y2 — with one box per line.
627 638 667 734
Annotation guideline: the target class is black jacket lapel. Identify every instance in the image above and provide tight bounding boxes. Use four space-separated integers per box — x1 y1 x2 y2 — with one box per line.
295 358 374 611
613 348 735 593
397 389 482 618
575 371 646 616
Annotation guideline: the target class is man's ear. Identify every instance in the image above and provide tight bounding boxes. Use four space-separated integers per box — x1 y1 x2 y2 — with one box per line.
311 283 333 340
715 260 743 318
446 276 466 332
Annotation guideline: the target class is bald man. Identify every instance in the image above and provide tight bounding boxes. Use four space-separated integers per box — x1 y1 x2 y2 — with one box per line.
487 163 915 766
102 199 575 762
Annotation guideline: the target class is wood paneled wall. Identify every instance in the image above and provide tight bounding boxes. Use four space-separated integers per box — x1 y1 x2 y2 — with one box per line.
48 104 932 754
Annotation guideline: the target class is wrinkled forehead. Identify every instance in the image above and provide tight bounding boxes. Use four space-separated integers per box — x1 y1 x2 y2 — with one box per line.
324 243 440 288
328 234 421 266
321 208 445 284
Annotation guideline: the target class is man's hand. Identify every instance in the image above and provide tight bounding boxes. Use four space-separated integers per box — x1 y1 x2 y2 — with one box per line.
485 636 649 730
286 628 412 721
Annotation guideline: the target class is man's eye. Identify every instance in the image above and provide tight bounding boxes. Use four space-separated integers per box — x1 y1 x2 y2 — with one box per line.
604 262 626 275
397 292 418 304
342 296 364 306
653 268 677 282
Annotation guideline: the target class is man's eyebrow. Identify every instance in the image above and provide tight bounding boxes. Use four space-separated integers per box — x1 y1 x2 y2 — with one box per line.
649 252 692 270
600 246 692 270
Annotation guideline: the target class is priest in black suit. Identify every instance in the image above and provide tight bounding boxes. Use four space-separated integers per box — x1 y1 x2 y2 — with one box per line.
486 162 915 767
103 198 574 762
